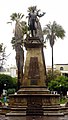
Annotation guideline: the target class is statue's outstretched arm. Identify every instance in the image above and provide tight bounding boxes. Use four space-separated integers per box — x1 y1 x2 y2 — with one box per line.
37 12 46 17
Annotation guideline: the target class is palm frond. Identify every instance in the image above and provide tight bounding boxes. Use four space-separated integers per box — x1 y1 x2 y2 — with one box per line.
43 21 65 46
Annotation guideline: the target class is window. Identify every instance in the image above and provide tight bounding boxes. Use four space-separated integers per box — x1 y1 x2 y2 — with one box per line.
60 67 64 70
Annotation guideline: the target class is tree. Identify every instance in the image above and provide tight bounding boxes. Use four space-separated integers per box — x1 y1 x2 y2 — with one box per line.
0 43 3 52
0 74 17 95
48 75 68 96
43 21 65 77
46 70 61 85
0 43 7 71
8 13 28 89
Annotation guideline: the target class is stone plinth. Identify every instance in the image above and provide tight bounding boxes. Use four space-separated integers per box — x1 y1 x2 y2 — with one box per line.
17 86 49 94
9 93 60 108
23 37 46 87
6 37 68 119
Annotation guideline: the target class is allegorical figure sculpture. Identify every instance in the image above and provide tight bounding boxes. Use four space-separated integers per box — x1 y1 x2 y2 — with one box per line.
28 6 45 38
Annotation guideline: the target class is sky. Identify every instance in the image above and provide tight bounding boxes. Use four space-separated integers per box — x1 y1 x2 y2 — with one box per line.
0 0 68 67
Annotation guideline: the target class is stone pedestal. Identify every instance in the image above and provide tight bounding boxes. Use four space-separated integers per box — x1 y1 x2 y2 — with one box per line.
22 37 46 87
7 38 60 115
6 37 68 119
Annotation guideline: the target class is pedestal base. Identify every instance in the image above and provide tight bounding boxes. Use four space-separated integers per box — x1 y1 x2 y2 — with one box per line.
7 86 60 116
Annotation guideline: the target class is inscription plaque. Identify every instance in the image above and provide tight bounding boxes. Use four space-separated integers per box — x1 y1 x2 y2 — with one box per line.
28 57 40 85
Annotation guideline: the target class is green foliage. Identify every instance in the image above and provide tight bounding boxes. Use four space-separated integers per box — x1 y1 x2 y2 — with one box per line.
0 74 17 95
46 70 61 84
12 77 17 89
11 37 16 49
9 12 28 50
60 97 67 104
10 13 24 21
0 43 3 52
43 21 65 47
48 75 68 95
7 88 16 95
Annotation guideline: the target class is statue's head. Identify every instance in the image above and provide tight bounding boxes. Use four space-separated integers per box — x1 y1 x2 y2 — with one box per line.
28 6 37 13
32 6 36 13
32 6 36 10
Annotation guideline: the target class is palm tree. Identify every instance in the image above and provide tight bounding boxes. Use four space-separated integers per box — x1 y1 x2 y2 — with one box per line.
43 21 65 77
8 13 28 89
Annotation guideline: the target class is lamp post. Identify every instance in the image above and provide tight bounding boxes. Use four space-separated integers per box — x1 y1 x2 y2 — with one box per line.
60 84 61 98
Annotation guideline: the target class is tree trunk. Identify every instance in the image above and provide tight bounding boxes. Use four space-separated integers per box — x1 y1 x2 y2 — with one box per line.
41 47 46 75
16 45 21 90
52 45 53 78
17 60 21 90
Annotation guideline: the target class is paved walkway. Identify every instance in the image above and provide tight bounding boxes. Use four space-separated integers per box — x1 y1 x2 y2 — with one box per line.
0 115 68 120
0 115 5 120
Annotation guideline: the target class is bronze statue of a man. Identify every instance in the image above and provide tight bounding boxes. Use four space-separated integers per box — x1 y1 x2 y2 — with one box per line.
28 6 45 37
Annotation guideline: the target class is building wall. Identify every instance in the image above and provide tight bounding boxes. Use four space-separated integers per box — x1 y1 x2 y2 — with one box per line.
10 67 17 77
54 64 68 77
55 64 68 71
0 66 17 77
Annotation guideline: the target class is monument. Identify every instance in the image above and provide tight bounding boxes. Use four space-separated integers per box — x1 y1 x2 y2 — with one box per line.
5 6 68 120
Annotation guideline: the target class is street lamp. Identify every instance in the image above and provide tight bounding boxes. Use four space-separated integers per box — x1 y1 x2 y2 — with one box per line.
60 84 62 98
